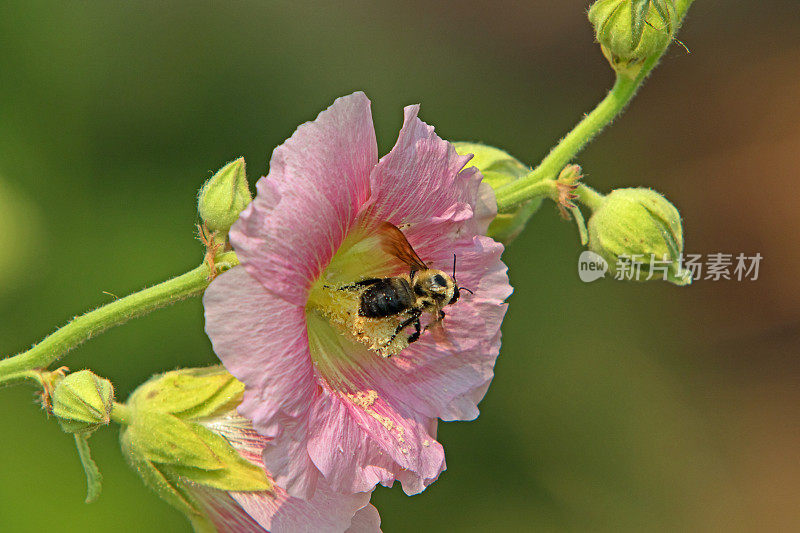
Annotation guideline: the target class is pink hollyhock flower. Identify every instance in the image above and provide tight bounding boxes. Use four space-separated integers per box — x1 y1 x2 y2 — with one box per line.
204 92 511 499
194 413 380 532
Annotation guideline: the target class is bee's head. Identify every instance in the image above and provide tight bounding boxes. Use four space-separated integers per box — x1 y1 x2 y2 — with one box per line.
412 269 457 306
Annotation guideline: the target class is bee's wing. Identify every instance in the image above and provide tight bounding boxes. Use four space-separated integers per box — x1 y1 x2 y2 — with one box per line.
377 222 428 271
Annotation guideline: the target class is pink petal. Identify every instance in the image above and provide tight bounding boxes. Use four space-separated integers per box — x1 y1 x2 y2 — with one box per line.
195 487 268 533
203 267 317 434
230 91 378 306
202 413 380 533
360 104 485 232
306 384 446 495
231 486 375 533
347 503 382 533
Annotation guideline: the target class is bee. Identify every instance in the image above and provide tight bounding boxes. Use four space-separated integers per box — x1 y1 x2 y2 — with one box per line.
330 222 472 357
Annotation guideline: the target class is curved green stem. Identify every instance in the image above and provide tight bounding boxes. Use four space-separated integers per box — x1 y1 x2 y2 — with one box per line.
0 369 43 388
495 73 638 213
495 0 694 214
0 252 238 378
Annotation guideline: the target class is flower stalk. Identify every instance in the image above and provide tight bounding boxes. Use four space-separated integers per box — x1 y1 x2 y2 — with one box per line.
0 252 239 380
575 184 606 212
494 0 694 214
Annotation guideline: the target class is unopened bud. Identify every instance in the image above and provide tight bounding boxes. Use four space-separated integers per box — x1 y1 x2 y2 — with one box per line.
51 370 114 434
588 0 678 76
197 158 252 234
120 367 268 518
453 142 538 243
587 187 691 285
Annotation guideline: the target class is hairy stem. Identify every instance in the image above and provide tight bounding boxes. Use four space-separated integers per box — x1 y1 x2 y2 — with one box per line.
0 252 238 378
110 402 132 426
494 0 695 214
575 184 606 212
0 370 42 388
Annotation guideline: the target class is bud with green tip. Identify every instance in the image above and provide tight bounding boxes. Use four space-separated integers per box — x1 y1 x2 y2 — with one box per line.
51 369 114 434
588 0 678 76
587 187 691 285
197 158 252 234
453 142 539 243
120 366 379 532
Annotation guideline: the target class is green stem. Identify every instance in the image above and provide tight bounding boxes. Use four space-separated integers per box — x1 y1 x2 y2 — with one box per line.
110 402 132 426
575 184 606 212
0 252 238 378
495 1 694 214
496 74 637 213
0 370 42 388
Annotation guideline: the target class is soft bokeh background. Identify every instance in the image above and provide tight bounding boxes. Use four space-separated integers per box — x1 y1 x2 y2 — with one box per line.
1 1 798 531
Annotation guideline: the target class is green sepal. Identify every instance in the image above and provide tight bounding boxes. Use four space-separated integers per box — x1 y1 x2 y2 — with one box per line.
452 142 529 184
74 434 102 503
630 0 650 49
126 411 226 471
125 411 271 492
128 366 244 420
171 423 271 492
571 205 589 246
121 427 202 517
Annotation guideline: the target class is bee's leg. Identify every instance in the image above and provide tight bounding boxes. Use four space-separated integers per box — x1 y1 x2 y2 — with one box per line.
407 318 422 344
386 309 422 346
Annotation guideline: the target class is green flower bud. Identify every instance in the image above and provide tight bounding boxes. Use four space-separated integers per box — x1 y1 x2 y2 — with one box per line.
587 187 691 285
120 367 270 520
453 142 539 243
51 370 114 434
588 0 678 76
126 365 244 419
197 157 252 234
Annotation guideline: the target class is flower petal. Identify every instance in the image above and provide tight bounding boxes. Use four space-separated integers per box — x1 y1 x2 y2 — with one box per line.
194 487 268 533
361 104 485 232
347 503 382 533
203 267 317 433
230 486 376 533
306 384 446 495
202 412 380 533
231 91 378 306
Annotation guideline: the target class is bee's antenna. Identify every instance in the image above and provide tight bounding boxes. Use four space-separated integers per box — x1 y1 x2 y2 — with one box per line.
460 287 474 295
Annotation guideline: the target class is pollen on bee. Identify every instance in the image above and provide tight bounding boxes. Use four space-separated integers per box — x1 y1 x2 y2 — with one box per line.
308 283 411 357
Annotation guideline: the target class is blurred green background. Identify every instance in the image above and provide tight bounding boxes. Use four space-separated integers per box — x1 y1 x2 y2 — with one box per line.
1 1 798 531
